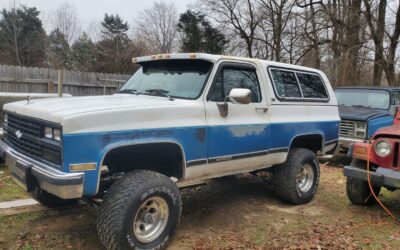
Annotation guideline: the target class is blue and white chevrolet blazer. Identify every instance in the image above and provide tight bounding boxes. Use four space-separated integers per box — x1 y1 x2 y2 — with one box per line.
0 53 340 250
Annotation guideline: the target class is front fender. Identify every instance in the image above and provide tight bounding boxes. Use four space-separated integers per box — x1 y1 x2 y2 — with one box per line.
62 127 207 196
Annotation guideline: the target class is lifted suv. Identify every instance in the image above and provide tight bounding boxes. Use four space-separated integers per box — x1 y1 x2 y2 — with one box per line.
0 53 340 250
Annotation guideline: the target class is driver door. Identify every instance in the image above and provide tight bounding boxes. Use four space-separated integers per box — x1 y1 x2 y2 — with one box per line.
204 62 270 176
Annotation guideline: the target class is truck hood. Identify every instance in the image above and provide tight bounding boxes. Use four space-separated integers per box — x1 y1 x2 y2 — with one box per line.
372 125 400 139
339 105 390 121
3 94 178 123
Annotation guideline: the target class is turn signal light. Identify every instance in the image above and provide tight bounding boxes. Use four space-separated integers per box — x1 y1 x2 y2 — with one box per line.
354 146 367 155
70 163 97 171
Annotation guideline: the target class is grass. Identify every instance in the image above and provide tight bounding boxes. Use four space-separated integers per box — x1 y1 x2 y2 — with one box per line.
0 164 29 202
1 164 400 249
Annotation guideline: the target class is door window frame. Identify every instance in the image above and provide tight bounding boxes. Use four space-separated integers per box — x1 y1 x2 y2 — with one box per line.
206 62 263 103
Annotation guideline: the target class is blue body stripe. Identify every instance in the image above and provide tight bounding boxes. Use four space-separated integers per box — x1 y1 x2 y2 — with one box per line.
62 120 339 196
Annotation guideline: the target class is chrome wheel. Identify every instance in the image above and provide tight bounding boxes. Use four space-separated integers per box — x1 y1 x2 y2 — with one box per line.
296 163 314 193
133 196 169 243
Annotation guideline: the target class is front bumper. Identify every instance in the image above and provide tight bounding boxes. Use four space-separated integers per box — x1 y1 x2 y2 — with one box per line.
344 166 400 189
0 139 84 199
339 137 365 149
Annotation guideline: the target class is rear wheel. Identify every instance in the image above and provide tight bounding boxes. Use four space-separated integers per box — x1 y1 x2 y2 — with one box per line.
273 148 320 204
97 170 182 250
346 159 381 205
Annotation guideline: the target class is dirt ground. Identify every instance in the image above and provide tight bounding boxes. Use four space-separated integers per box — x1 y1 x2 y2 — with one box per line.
1 163 400 249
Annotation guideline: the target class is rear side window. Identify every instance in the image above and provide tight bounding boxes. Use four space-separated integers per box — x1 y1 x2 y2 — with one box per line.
269 67 328 101
393 91 400 105
270 69 301 98
296 73 328 98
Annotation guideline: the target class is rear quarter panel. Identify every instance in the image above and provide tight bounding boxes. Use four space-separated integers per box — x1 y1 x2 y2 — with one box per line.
262 62 340 154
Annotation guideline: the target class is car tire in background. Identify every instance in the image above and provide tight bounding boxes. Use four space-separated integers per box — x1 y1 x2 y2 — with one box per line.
97 170 182 250
273 148 320 204
346 159 381 205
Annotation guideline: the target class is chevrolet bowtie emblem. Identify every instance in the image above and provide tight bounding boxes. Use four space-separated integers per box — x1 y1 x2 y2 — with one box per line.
15 130 23 139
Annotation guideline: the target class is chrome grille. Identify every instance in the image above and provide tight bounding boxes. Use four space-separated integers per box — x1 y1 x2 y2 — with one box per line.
340 120 356 138
3 113 62 165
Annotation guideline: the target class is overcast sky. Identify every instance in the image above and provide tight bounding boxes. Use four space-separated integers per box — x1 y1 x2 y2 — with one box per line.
0 0 195 32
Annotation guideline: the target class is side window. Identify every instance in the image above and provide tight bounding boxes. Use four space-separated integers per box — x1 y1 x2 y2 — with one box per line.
296 73 328 98
209 66 262 103
393 92 400 105
269 69 301 98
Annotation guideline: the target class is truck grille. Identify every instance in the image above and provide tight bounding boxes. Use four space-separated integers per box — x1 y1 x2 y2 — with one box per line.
3 113 62 166
339 120 356 138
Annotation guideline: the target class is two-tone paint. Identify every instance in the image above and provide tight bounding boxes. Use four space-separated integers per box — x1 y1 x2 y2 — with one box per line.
2 53 340 197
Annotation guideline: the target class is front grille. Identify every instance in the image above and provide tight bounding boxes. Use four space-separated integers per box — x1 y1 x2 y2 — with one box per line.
340 120 356 138
3 113 62 166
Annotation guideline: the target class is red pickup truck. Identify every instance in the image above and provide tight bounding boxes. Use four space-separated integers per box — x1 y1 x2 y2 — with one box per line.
344 110 400 205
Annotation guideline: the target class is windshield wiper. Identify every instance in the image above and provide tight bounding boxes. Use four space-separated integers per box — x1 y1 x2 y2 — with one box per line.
118 89 138 94
352 104 371 108
144 89 174 100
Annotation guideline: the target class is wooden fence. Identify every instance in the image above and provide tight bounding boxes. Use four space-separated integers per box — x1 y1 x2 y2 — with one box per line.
0 65 131 96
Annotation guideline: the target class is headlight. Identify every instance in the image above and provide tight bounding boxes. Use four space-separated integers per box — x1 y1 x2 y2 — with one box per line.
43 127 61 141
374 140 392 157
3 114 8 124
355 122 367 139
44 127 53 139
53 129 61 141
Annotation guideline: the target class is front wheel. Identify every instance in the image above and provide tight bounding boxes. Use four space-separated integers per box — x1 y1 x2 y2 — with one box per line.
97 170 182 250
273 148 320 204
346 159 381 205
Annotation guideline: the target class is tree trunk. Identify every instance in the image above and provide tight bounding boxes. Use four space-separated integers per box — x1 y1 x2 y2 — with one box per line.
343 0 362 85
385 3 400 86
364 0 386 86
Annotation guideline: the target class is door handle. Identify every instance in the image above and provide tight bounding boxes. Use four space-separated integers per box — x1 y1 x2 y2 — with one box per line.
255 107 268 113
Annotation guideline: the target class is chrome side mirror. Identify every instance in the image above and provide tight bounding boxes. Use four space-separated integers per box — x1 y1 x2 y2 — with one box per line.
217 88 252 117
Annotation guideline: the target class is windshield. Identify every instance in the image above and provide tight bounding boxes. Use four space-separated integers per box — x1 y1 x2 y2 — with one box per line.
335 89 390 110
119 59 213 99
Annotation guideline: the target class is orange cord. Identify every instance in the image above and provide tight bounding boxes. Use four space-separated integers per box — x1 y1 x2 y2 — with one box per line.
366 147 399 221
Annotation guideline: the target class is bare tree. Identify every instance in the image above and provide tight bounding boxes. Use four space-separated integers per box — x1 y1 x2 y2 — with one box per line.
364 0 386 86
257 0 296 62
364 0 400 86
2 0 24 65
51 1 80 45
384 1 400 86
134 1 178 54
200 0 262 58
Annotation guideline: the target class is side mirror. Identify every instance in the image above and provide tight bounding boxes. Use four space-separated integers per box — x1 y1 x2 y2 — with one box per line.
229 88 252 104
217 88 252 117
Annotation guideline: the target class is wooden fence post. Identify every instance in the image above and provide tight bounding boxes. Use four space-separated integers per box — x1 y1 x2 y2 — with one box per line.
57 69 63 97
48 80 54 93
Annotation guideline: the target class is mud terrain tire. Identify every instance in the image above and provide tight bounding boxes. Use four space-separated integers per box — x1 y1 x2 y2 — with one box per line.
97 170 182 250
273 148 320 204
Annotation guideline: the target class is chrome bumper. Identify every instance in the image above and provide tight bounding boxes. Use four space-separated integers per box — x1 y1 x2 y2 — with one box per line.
0 139 84 199
338 137 364 149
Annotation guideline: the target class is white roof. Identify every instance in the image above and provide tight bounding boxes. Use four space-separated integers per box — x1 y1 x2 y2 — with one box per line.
132 53 323 75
